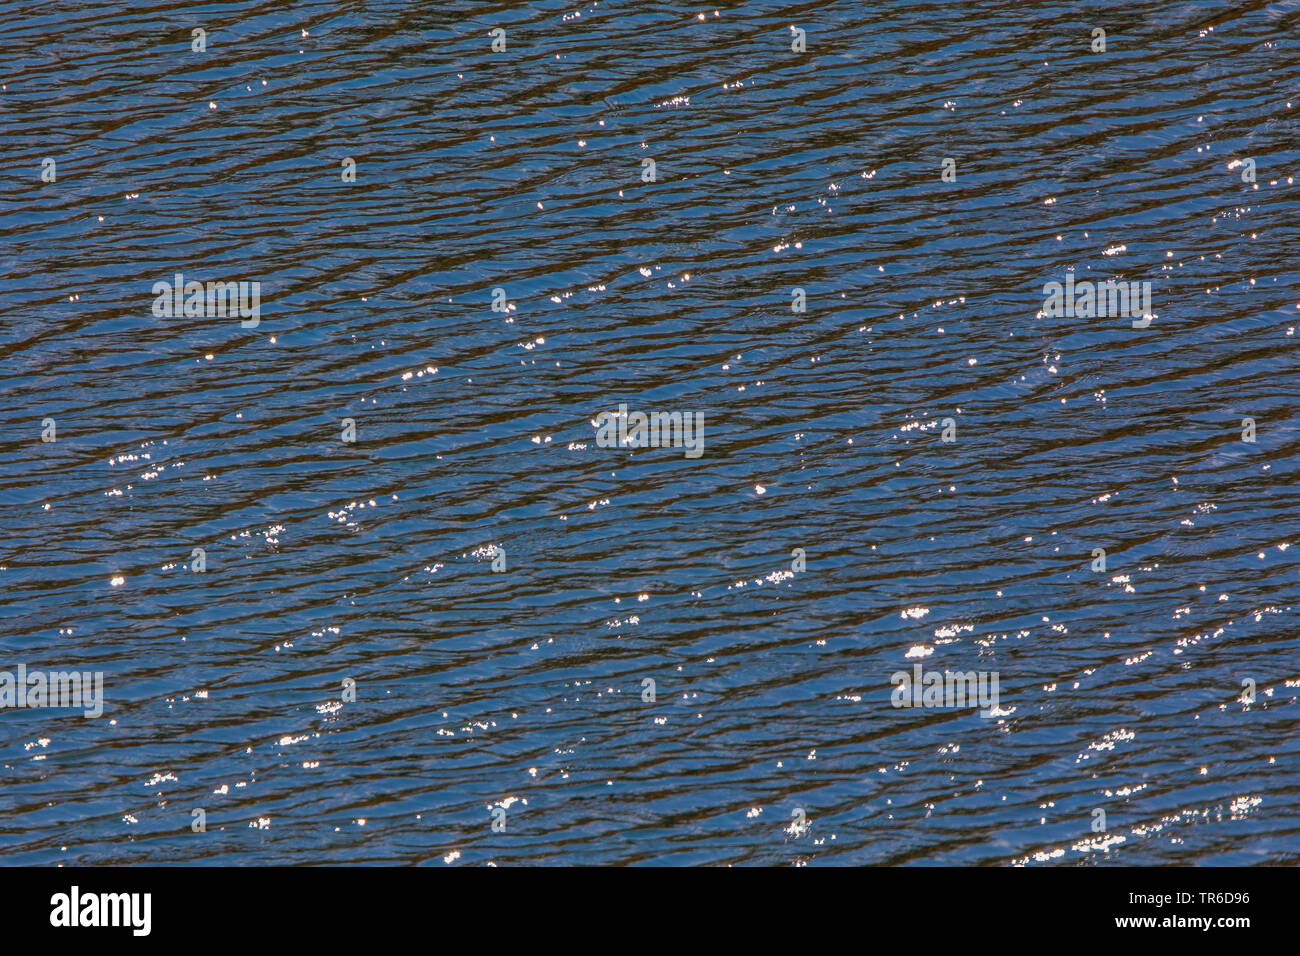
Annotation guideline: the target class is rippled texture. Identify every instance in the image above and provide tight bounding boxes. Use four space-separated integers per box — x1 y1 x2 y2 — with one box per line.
2 0 1299 865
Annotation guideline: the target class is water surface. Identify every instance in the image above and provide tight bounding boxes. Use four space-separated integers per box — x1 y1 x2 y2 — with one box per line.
2 0 1299 864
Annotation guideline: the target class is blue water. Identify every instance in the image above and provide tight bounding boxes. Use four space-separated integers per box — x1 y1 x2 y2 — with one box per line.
1 0 1299 864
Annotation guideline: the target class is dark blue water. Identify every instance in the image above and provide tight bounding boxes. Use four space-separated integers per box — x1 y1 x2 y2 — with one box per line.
2 0 1299 864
